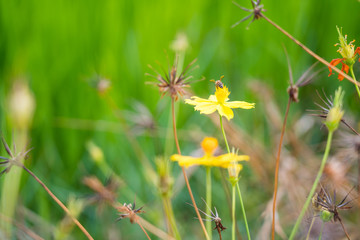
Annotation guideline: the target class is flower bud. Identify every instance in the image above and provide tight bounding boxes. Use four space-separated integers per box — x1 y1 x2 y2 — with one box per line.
170 32 189 53
325 87 344 132
228 163 242 185
320 209 333 222
201 137 218 156
8 80 35 130
86 141 104 164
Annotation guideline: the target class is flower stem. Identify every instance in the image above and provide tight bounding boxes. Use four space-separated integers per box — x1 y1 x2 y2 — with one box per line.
22 166 93 240
349 66 360 100
236 183 251 240
206 167 212 240
289 130 334 240
272 98 291 240
305 214 316 240
232 185 236 240
219 115 230 153
171 98 210 240
138 220 152 240
162 196 181 240
260 14 360 88
318 221 324 240
0 130 27 236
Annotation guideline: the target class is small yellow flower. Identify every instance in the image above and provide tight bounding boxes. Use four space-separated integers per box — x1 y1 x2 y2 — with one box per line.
171 137 249 168
185 84 255 120
328 26 360 81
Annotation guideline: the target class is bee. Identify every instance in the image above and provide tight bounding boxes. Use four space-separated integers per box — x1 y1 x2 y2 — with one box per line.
211 75 225 89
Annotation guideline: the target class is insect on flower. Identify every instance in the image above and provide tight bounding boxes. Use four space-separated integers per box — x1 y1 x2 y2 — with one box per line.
211 75 224 89
314 185 355 240
187 198 226 240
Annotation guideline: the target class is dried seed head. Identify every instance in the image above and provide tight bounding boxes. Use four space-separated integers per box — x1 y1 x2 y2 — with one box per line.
287 85 299 102
116 199 144 224
83 176 119 208
147 56 198 101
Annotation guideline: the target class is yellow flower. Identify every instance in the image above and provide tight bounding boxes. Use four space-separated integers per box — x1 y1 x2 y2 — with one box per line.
171 137 249 168
185 84 255 120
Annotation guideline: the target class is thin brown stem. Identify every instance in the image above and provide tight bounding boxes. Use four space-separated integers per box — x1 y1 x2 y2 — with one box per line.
216 226 223 240
272 98 291 240
338 218 351 240
171 98 210 240
260 14 360 88
138 220 152 240
22 166 93 240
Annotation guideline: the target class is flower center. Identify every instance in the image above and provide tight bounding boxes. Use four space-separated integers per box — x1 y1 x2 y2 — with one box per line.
201 137 218 156
215 86 230 104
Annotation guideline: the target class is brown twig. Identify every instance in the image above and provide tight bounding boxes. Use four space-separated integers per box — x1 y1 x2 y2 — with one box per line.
21 166 93 240
271 98 291 240
171 98 210 240
260 14 360 88
338 218 351 240
138 220 152 240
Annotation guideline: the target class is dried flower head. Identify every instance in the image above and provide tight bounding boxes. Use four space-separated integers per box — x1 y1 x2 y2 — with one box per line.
0 136 32 176
232 0 266 28
88 74 111 94
188 199 226 239
313 185 354 239
123 101 157 136
116 198 144 224
283 46 322 102
147 56 198 101
308 88 355 134
328 26 360 81
83 176 119 208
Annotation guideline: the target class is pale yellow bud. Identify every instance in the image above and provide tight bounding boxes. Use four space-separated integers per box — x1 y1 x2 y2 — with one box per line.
170 32 189 53
86 141 104 164
228 163 242 185
8 80 35 130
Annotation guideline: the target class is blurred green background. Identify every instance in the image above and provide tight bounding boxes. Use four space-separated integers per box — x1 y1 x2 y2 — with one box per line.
1 0 360 239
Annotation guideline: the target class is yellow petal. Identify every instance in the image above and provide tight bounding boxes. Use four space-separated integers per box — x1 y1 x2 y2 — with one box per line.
217 104 234 120
220 153 250 162
185 96 218 115
224 101 255 109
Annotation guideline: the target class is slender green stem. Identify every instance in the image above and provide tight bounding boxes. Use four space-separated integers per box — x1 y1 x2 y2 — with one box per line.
236 183 251 240
318 221 324 240
305 214 316 240
163 197 181 240
219 115 230 153
0 130 27 237
206 167 212 240
171 98 210 240
232 185 236 240
289 131 334 240
350 66 360 100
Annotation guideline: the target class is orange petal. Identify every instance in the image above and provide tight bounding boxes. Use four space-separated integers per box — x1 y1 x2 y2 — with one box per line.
328 58 343 77
338 63 349 81
355 47 360 62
